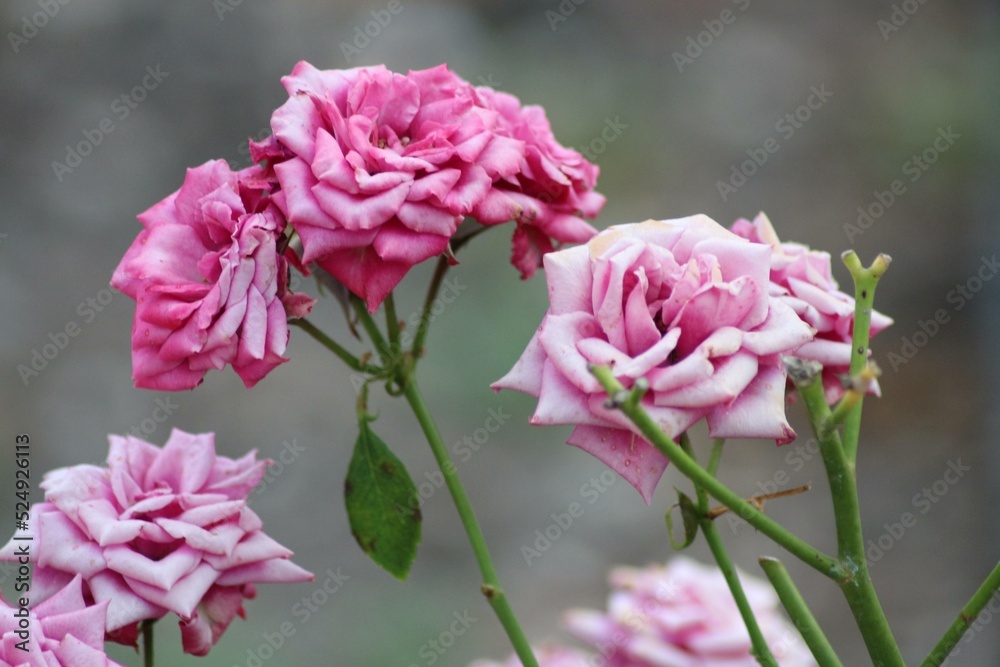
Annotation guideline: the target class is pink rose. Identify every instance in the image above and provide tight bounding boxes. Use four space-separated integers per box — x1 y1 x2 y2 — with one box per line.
469 644 595 667
252 61 525 311
730 213 893 403
493 216 814 502
471 87 604 279
0 576 123 667
564 557 816 667
111 159 314 391
0 429 313 656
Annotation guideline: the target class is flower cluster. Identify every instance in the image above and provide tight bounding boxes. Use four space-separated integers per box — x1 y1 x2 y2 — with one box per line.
564 557 816 667
468 557 815 667
113 62 603 390
730 213 892 403
494 215 815 502
0 429 313 657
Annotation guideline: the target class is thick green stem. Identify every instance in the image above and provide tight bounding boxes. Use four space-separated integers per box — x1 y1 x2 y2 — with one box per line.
840 251 891 468
291 318 380 374
795 369 904 667
759 557 844 667
920 559 1000 666
412 255 450 361
680 436 777 667
590 367 840 579
402 376 538 667
141 619 154 667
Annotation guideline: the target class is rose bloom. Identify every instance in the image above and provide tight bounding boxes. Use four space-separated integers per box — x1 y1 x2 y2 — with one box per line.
469 644 596 667
493 216 814 502
112 159 313 391
0 429 313 656
0 576 123 667
564 558 816 667
251 61 525 311
471 86 604 280
730 213 892 403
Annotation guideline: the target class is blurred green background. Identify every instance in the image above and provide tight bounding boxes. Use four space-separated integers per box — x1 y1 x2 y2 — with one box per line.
1 1 998 665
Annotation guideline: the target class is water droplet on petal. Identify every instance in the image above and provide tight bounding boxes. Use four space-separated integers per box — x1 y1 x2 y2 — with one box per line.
624 458 631 467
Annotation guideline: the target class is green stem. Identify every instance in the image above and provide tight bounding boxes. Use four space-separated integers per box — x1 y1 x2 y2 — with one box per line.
795 368 904 667
141 619 154 667
590 367 840 579
840 251 891 468
680 436 777 667
920 559 1000 667
384 292 401 347
759 557 844 667
351 295 393 366
290 318 380 374
412 255 450 361
401 376 538 667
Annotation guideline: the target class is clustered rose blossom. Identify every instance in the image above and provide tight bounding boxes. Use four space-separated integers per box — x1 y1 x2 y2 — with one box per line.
470 86 605 279
0 429 313 656
494 216 815 502
563 557 816 667
112 159 314 391
730 213 893 403
250 61 602 311
469 644 595 667
0 576 123 667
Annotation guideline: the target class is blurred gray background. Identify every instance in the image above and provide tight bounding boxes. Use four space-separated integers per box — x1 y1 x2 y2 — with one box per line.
1 1 998 665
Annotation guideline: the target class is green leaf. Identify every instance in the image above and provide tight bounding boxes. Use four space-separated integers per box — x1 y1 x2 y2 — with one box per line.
665 489 699 550
344 421 422 579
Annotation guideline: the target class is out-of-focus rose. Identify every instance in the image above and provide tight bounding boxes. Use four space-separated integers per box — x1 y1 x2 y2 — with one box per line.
0 429 313 655
730 213 893 403
251 61 525 311
564 557 816 667
471 87 603 279
0 576 124 667
493 216 814 503
469 644 595 667
111 159 313 391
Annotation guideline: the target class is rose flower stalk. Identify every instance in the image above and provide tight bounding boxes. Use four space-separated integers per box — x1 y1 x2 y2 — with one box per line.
494 215 815 503
0 429 313 656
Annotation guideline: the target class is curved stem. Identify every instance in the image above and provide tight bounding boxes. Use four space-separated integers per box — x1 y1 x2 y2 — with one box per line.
680 436 777 667
291 318 380 374
412 255 450 361
590 366 840 579
351 296 393 366
920 559 1000 667
759 557 844 667
401 376 538 667
141 619 155 667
